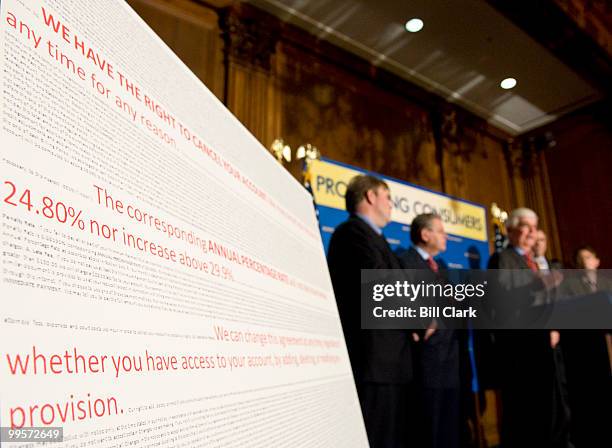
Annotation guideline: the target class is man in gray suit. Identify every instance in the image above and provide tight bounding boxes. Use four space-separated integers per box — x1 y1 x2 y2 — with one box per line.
487 208 569 448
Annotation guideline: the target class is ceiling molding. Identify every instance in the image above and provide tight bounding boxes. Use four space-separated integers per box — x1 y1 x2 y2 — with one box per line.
487 0 612 96
249 0 603 137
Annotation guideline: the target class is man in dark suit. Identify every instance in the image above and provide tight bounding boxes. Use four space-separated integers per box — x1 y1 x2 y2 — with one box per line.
560 246 611 448
399 213 462 448
562 246 612 295
327 174 414 448
487 207 569 448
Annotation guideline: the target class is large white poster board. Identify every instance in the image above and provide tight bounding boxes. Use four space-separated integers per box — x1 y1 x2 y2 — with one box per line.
0 1 368 445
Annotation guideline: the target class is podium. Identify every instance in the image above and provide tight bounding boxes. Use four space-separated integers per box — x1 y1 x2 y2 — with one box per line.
537 291 612 375
537 291 612 329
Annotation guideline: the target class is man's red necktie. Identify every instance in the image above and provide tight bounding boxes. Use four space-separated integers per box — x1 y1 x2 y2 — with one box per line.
427 257 439 273
524 253 539 273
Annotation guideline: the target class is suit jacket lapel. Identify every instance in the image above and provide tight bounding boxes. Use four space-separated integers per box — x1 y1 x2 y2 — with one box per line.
351 215 400 269
508 246 530 270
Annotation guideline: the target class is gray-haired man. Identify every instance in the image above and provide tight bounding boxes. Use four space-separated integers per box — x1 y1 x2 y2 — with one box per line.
488 207 569 448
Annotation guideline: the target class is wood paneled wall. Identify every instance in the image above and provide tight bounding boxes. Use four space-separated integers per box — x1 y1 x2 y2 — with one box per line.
128 0 225 100
543 104 612 267
127 0 567 259
553 0 612 58
277 42 440 190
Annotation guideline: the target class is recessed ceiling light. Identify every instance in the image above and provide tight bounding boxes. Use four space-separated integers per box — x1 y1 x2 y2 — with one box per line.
500 77 517 89
405 18 424 33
